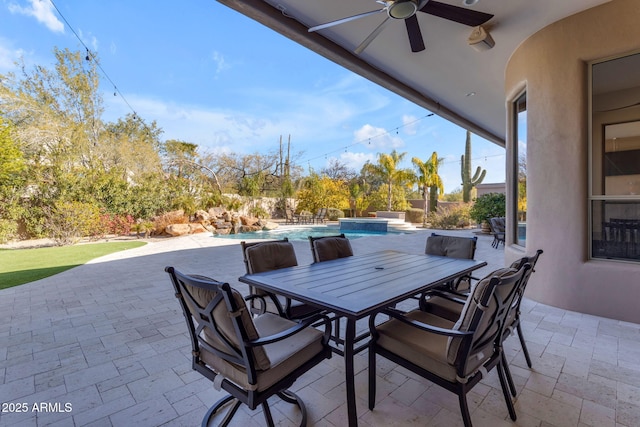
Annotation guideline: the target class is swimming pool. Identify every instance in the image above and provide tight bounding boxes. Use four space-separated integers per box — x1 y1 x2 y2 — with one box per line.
213 225 410 241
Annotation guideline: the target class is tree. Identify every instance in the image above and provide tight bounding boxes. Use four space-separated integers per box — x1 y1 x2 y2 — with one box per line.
460 130 486 202
101 113 164 178
0 48 177 237
363 150 414 211
321 158 357 181
412 152 444 220
296 172 349 213
0 48 111 236
0 118 27 242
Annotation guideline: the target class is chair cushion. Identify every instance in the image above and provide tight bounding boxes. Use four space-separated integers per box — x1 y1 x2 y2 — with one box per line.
376 311 459 381
245 241 298 274
425 235 476 259
199 313 325 392
183 282 271 371
313 237 353 262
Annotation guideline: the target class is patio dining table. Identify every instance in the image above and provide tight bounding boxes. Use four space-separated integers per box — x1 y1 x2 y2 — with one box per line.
239 250 487 426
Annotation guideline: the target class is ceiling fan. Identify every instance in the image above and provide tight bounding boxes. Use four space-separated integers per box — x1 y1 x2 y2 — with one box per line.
308 0 493 54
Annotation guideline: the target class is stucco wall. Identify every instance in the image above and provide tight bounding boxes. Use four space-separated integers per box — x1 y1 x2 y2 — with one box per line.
504 0 640 323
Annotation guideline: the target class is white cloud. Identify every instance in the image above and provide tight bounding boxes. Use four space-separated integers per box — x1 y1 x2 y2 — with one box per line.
8 0 64 33
77 30 99 52
211 51 230 75
353 124 404 150
402 114 419 135
337 152 375 171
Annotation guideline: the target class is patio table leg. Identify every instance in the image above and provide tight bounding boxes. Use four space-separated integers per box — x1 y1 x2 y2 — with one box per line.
345 319 358 426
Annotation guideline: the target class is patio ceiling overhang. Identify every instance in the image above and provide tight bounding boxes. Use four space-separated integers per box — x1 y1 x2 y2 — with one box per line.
215 0 611 147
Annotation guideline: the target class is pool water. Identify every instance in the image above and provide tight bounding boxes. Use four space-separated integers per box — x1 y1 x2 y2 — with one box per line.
213 226 409 241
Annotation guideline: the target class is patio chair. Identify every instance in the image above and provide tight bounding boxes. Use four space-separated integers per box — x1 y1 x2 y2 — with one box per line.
241 238 321 320
489 217 506 248
311 208 327 224
308 234 354 350
368 263 530 427
425 233 478 292
419 249 543 395
165 267 332 426
308 233 353 263
284 208 300 225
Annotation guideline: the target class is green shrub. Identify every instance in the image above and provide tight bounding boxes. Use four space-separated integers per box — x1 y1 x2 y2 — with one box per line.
222 195 244 212
49 201 103 245
327 208 344 221
0 219 18 244
249 206 269 219
405 208 424 224
132 221 155 238
427 204 472 230
469 192 506 224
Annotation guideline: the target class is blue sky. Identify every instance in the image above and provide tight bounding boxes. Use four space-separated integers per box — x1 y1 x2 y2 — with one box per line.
0 0 505 193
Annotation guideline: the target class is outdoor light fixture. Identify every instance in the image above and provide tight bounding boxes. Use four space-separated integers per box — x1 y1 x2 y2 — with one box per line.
463 0 479 6
468 25 495 51
388 0 418 19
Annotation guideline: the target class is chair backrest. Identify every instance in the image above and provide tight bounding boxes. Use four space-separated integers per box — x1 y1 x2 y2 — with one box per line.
309 234 353 263
446 263 530 380
425 233 477 259
165 267 270 386
489 217 506 233
314 208 327 219
505 249 543 324
241 238 298 274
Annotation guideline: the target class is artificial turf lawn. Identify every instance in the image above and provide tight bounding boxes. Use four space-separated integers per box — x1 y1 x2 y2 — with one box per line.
0 241 147 289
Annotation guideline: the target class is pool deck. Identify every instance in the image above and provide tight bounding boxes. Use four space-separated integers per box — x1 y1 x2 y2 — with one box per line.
2 228 640 426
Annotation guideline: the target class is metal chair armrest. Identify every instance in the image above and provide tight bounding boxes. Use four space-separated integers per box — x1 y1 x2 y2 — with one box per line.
373 308 472 338
247 313 332 346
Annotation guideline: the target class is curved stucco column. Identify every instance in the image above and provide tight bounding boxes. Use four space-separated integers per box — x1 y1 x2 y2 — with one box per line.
504 0 640 323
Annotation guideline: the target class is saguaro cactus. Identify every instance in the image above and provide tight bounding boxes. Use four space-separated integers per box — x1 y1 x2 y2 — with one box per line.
461 130 486 202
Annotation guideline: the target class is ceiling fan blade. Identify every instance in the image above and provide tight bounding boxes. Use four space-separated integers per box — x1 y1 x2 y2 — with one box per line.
354 16 390 54
308 9 384 32
404 15 425 52
420 0 493 27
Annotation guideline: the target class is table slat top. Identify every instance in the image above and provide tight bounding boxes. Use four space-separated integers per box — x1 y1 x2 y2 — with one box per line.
239 250 486 318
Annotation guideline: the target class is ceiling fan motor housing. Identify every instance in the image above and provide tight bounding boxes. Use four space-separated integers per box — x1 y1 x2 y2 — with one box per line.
388 0 419 19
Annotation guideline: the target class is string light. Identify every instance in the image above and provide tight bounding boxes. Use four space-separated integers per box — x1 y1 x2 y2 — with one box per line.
302 111 504 168
49 0 141 122
303 113 435 164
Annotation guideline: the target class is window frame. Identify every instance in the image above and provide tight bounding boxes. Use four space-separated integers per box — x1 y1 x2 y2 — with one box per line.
510 89 527 248
588 51 640 263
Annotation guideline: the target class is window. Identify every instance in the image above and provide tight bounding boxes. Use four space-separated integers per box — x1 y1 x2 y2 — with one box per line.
513 92 527 246
590 52 640 262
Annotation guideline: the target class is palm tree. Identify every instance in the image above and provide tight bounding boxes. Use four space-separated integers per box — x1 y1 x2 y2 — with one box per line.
412 152 444 221
365 150 414 211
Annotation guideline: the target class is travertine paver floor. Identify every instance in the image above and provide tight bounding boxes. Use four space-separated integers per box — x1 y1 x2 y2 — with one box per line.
1 228 639 426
